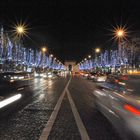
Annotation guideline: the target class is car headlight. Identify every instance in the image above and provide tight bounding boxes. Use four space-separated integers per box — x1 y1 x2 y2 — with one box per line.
40 73 44 77
43 74 47 78
34 73 39 77
48 72 51 75
48 74 53 78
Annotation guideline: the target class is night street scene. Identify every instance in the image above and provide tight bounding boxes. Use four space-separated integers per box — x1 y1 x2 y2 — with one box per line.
0 0 140 140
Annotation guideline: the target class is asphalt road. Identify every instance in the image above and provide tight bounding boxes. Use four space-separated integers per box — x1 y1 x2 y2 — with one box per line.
126 75 140 96
0 75 122 140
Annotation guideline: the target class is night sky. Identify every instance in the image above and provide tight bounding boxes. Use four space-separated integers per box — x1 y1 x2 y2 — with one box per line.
0 0 140 62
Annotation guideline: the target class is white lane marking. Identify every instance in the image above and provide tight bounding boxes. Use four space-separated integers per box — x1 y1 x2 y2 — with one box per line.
67 89 90 140
39 78 71 140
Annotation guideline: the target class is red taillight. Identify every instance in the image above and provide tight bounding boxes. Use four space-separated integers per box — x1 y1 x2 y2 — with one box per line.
121 76 128 80
124 104 140 116
115 79 119 83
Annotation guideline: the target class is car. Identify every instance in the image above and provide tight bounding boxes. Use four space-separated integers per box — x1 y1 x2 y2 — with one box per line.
0 72 34 112
43 72 56 79
0 72 32 90
34 72 45 78
93 73 107 82
81 72 90 78
93 75 140 139
79 71 85 76
73 72 80 77
109 73 128 80
87 72 97 80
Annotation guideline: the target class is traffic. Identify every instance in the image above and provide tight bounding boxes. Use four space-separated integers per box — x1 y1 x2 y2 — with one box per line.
0 70 63 114
78 70 140 139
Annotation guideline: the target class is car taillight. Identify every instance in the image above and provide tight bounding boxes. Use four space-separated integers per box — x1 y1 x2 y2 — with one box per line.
115 79 119 83
124 104 140 116
121 76 128 80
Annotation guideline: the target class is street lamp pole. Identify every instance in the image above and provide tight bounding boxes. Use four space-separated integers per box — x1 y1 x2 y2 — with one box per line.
95 48 100 71
88 55 91 70
115 28 126 73
15 25 27 71
41 47 47 70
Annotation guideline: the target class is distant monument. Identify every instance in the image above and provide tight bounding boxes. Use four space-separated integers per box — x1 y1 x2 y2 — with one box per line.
64 60 79 72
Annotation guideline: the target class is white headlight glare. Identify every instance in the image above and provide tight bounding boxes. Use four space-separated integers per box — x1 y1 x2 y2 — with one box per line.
40 74 44 77
34 73 39 77
48 74 53 78
0 94 22 109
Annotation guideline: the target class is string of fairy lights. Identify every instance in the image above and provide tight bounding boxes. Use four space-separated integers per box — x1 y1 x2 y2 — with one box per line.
0 22 65 71
77 26 138 71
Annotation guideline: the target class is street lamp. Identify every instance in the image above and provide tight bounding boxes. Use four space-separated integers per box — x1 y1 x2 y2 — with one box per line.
114 27 127 73
116 29 124 38
16 26 25 34
95 48 100 53
88 55 91 58
113 27 127 41
42 47 47 53
88 55 91 70
14 24 28 38
95 48 101 70
13 24 27 70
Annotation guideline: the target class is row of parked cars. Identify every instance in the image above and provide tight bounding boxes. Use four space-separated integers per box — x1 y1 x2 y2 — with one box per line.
0 71 59 110
0 71 59 91
0 71 33 90
83 71 140 139
82 71 107 82
0 72 33 110
34 71 55 79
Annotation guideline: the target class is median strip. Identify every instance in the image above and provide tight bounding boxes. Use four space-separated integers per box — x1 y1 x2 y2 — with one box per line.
67 89 90 140
39 78 71 140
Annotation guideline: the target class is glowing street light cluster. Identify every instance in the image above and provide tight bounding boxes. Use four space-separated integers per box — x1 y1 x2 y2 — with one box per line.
0 26 65 71
78 47 101 67
88 55 91 58
13 22 28 39
78 26 139 72
16 26 25 34
117 29 124 37
95 48 101 53
42 47 47 53
78 49 123 71
113 26 127 41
